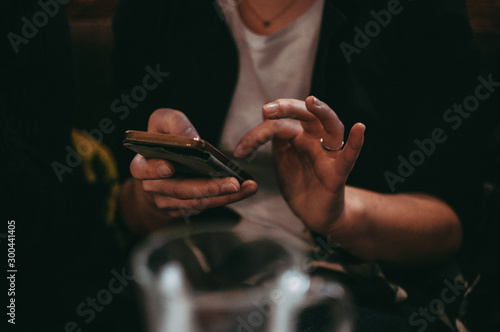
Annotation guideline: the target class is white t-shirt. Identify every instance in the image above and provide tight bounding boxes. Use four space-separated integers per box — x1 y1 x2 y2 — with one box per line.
217 0 325 249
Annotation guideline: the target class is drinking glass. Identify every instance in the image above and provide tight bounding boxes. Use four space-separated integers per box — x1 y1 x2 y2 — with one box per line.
132 225 351 332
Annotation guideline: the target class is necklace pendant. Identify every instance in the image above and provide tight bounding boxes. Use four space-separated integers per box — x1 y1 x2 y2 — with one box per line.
263 21 270 27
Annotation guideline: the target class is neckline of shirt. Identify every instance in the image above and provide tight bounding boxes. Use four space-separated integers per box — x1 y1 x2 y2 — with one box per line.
233 0 325 51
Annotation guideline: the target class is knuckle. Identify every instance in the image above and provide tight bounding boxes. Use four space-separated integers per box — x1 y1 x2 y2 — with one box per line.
275 98 296 110
169 110 189 126
242 139 259 155
193 197 210 211
275 98 287 107
338 122 345 134
272 118 286 129
239 136 251 148
172 182 200 199
148 108 172 128
203 183 220 197
171 185 186 198
257 126 274 142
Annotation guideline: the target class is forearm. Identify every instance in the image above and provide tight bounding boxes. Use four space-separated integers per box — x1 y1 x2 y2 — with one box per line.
330 186 462 265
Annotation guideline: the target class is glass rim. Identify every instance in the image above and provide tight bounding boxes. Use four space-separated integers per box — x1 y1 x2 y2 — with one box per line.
131 223 309 310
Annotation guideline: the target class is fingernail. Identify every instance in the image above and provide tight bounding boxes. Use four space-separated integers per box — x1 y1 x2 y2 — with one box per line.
263 102 279 117
222 179 239 193
313 96 323 107
159 163 172 177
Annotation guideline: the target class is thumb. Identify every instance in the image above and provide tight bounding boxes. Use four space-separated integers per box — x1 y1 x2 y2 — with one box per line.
148 108 199 138
335 123 365 178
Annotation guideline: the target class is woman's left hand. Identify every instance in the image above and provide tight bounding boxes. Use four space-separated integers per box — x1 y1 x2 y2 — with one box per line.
234 96 365 234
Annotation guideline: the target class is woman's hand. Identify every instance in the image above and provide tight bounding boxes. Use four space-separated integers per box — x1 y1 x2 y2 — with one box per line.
123 108 257 234
234 97 461 264
234 96 365 235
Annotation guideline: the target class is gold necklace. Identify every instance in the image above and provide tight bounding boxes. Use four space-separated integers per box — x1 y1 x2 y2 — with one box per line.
243 0 299 27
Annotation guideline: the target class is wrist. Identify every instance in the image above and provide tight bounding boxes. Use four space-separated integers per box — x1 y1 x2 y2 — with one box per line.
119 178 161 235
326 186 372 257
113 179 145 245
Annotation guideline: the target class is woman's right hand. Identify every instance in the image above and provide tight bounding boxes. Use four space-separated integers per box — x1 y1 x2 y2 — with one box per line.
125 108 258 233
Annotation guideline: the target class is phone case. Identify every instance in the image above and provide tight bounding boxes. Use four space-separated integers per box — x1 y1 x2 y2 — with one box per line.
123 130 252 184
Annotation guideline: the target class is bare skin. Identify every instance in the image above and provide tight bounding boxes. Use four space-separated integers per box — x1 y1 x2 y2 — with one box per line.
233 96 462 265
237 0 318 35
118 1 462 265
121 96 461 265
119 109 258 235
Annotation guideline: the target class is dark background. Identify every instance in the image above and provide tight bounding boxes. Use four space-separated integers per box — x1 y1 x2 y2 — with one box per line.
65 0 500 130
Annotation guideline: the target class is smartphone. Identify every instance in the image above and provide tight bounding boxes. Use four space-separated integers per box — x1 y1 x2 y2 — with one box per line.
123 130 252 184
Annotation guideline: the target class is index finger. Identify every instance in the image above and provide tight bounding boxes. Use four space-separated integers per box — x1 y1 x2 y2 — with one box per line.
262 98 323 135
305 96 344 149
